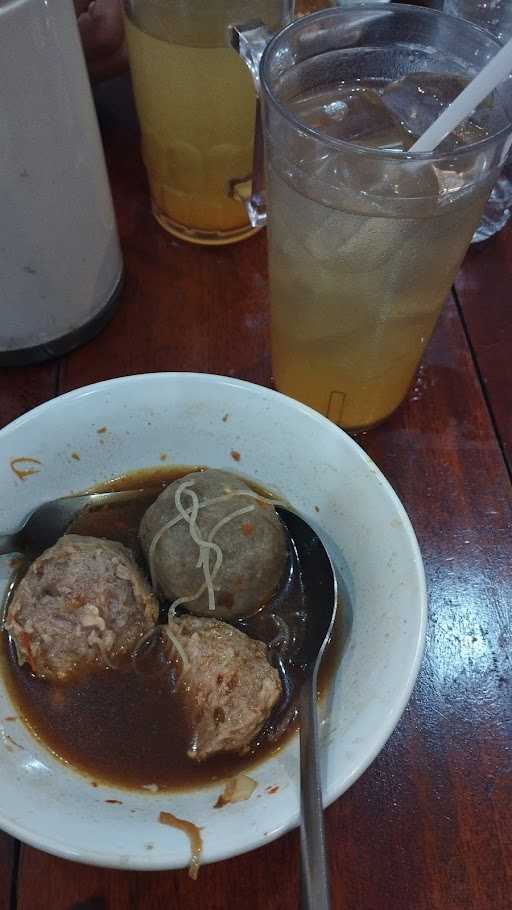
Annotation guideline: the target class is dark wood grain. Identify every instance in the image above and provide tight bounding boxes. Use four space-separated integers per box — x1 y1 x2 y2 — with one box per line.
58 81 271 395
0 365 57 429
0 365 57 910
17 832 299 910
15 298 512 910
7 21 512 907
357 295 512 910
0 836 15 910
14 84 512 907
454 222 512 475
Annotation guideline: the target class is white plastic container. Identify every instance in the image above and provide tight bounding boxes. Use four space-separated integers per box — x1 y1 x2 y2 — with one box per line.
0 0 124 365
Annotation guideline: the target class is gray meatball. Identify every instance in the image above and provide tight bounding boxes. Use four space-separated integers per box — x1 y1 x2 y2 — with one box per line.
165 615 282 761
5 534 158 681
139 469 288 618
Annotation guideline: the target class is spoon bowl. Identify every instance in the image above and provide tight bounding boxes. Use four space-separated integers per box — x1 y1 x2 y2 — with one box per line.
0 488 156 560
276 507 337 670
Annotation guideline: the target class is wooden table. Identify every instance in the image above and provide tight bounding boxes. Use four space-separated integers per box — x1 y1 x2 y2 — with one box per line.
1 40 512 910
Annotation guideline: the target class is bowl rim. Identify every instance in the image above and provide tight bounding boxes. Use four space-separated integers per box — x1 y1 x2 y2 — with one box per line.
0 372 427 869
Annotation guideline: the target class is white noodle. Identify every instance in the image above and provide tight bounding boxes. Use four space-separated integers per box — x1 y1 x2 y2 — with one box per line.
164 624 190 672
169 583 207 612
202 547 216 611
147 480 215 587
178 488 222 571
208 505 255 543
147 482 196 588
147 479 286 612
168 504 255 613
175 484 222 614
175 480 199 523
229 490 285 509
148 488 284 585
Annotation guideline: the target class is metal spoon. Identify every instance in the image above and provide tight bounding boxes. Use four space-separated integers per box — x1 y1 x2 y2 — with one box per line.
0 489 156 559
276 507 337 910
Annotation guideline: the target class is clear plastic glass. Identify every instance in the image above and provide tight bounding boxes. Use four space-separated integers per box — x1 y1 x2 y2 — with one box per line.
445 0 512 42
260 5 512 430
123 0 293 245
445 0 512 240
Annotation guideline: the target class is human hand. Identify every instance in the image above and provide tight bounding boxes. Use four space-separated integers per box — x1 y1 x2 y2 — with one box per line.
75 0 128 81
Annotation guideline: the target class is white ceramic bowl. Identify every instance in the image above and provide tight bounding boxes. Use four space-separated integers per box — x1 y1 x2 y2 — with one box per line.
0 373 426 870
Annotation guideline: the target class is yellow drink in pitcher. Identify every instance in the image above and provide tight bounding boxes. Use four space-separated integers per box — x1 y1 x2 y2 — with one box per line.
124 14 257 244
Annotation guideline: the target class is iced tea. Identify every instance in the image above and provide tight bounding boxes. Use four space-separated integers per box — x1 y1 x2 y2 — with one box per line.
267 80 494 429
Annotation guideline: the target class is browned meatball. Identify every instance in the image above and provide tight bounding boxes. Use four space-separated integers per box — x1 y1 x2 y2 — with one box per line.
5 534 158 681
139 469 288 618
166 615 282 761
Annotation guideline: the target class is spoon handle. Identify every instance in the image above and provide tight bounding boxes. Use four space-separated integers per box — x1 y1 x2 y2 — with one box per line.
0 533 21 556
300 672 330 910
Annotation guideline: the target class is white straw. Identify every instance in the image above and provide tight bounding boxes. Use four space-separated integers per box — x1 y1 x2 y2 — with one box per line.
410 35 512 153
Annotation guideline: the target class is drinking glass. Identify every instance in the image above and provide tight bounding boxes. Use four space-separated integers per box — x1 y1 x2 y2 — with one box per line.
445 0 512 240
123 0 293 245
445 0 512 42
252 5 512 429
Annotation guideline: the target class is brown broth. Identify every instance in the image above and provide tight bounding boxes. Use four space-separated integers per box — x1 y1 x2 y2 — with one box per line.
1 466 344 792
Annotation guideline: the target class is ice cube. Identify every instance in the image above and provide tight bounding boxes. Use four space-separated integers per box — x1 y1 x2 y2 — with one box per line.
290 86 409 149
433 165 466 198
381 74 466 136
380 72 491 151
303 209 403 271
290 92 349 134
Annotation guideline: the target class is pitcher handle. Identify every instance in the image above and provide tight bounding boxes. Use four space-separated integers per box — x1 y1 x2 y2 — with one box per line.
230 21 274 227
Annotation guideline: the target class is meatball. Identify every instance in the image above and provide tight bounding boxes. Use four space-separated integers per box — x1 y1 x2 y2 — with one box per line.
166 615 282 761
139 469 288 618
5 534 158 681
